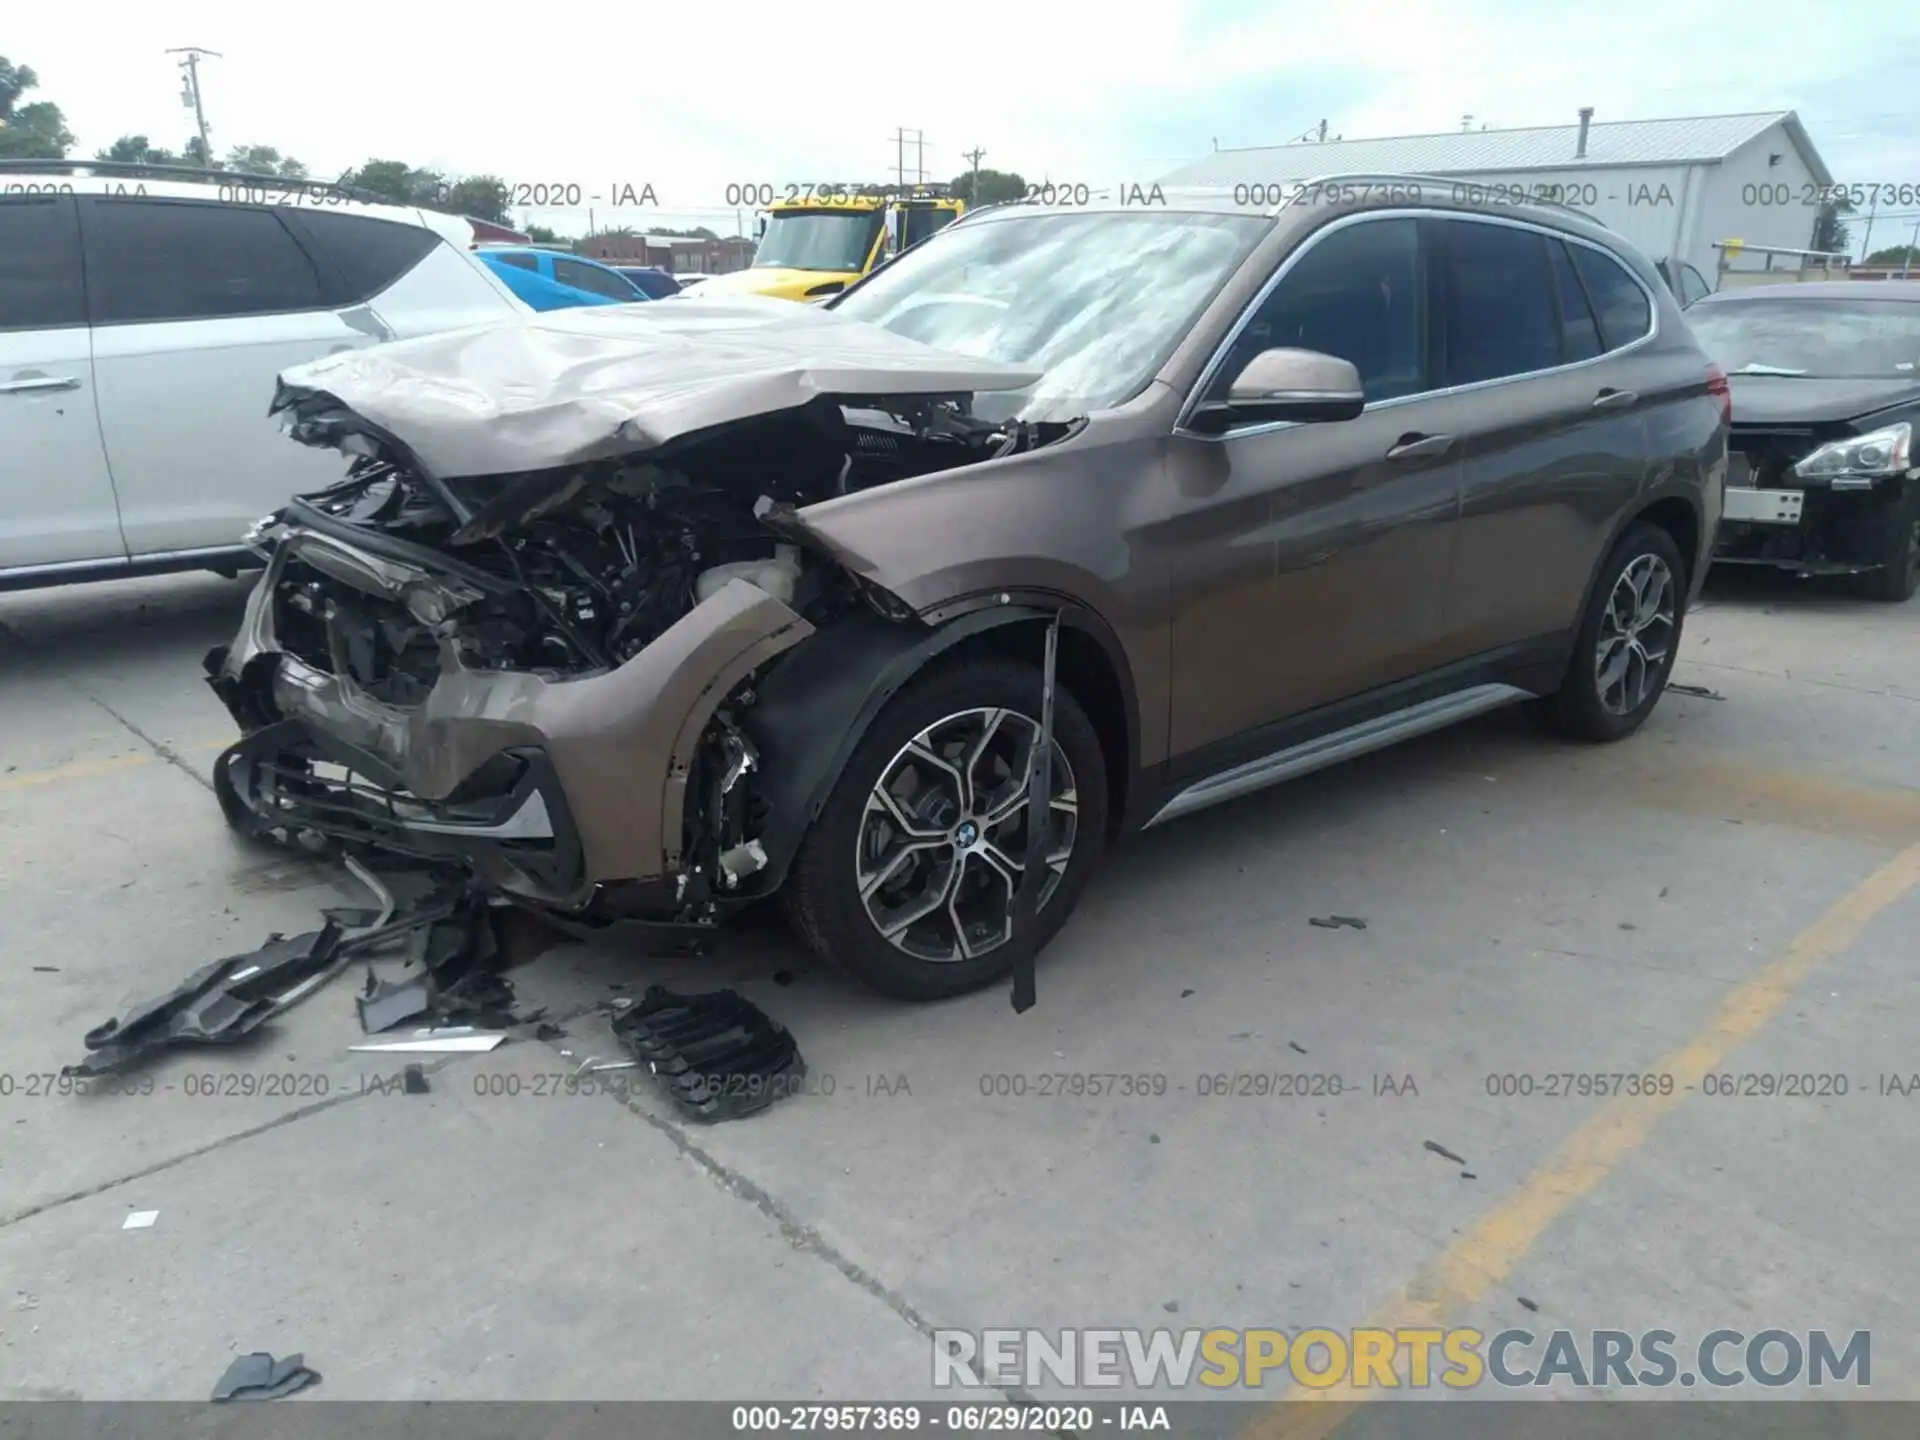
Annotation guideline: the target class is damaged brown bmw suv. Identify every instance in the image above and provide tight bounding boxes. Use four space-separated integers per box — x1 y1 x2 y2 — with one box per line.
207 179 1726 1002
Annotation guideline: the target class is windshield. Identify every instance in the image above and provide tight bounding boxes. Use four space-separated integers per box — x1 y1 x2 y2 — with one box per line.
832 210 1268 421
1687 298 1920 380
754 210 883 272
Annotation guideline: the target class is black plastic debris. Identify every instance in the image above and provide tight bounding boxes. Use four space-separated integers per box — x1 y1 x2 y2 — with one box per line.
611 985 804 1123
403 1063 430 1094
211 1351 321 1402
1423 1139 1467 1166
1309 915 1368 930
65 923 345 1077
1667 683 1724 700
357 971 433 1033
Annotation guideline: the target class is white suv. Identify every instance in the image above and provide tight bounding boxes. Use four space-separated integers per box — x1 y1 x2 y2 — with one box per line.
0 164 529 589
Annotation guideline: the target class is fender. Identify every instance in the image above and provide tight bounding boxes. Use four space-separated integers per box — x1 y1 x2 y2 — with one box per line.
736 601 1056 900
1576 483 1709 627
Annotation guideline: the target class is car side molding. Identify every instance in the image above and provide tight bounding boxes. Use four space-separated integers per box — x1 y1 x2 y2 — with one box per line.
1144 682 1533 828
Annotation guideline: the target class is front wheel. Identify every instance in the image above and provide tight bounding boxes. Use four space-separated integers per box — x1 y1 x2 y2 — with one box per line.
782 655 1109 1000
1536 522 1688 743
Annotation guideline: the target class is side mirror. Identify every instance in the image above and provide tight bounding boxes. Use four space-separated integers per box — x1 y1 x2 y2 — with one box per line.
1188 348 1365 434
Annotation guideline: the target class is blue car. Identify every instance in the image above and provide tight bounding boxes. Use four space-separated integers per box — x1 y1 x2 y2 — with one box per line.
476 247 650 310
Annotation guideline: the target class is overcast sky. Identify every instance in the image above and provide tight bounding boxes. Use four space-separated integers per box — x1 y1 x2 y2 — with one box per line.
10 0 1920 245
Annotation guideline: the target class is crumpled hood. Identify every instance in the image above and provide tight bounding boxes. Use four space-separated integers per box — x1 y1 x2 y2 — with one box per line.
271 297 1042 479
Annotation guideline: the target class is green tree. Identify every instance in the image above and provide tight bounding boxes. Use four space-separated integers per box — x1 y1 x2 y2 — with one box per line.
1811 200 1851 256
446 175 510 223
948 167 1025 206
1866 244 1920 267
341 159 446 205
0 57 74 159
97 134 183 165
524 223 561 244
226 144 307 178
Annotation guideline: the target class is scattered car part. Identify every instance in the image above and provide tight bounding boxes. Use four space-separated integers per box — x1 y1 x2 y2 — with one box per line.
402 1063 430 1094
122 1211 158 1230
610 985 804 1122
349 1027 508 1054
356 971 434 1033
211 1352 322 1402
1309 915 1368 930
64 923 346 1077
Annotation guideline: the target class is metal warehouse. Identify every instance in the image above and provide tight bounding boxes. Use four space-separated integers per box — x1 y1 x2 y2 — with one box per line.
1159 109 1836 281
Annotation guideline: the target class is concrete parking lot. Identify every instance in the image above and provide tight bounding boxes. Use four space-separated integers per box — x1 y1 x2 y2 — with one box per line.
2 566 1918 1417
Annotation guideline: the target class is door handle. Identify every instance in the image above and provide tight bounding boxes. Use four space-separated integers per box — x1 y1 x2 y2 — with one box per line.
1592 388 1639 410
1385 432 1455 461
0 375 81 394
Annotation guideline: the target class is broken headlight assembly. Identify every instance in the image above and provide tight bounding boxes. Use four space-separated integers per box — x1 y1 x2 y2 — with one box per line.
1793 422 1913 489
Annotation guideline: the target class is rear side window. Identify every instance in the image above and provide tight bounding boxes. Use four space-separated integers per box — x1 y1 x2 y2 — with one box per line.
554 257 637 300
81 199 323 324
1548 240 1604 362
1440 219 1560 385
1570 244 1653 350
0 196 85 330
276 209 439 306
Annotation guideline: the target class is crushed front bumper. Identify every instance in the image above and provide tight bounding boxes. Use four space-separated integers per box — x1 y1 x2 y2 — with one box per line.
205 528 814 910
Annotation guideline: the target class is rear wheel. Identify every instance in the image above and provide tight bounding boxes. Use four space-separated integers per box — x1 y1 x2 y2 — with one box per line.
1856 484 1920 603
782 655 1108 1000
1536 522 1687 742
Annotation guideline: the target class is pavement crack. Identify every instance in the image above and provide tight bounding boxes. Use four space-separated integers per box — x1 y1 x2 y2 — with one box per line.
0 1082 385 1231
576 1036 1041 1409
84 693 213 793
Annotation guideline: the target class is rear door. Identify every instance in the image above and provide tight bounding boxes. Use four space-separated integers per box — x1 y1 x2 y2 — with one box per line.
1166 214 1464 758
0 194 125 571
79 197 389 557
1437 217 1653 656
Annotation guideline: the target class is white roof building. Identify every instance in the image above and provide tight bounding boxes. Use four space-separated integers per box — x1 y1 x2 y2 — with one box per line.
1160 110 1836 281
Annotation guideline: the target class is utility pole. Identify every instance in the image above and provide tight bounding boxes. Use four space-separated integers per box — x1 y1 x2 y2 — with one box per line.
1905 218 1918 280
1318 118 1328 142
892 127 906 187
963 147 985 205
167 48 220 169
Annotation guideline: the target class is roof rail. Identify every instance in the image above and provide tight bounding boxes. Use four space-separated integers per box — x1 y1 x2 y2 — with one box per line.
1284 172 1611 227
0 157 391 205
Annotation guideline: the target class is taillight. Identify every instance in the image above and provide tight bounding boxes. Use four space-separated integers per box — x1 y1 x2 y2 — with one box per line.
1706 362 1732 429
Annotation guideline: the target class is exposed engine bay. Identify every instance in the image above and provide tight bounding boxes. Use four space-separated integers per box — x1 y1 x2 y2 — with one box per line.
211 386 1078 934
269 394 1066 692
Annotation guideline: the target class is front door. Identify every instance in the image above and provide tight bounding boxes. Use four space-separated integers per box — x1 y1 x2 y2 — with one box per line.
1164 214 1463 764
0 194 125 572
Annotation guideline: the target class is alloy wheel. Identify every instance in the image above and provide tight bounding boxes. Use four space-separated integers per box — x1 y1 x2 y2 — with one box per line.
854 707 1078 963
1594 553 1677 716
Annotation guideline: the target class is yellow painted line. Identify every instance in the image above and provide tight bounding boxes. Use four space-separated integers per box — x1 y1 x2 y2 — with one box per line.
1242 839 1920 1440
0 738 235 794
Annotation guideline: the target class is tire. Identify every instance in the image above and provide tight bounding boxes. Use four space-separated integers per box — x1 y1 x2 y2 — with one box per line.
1537 521 1688 743
1856 484 1920 603
781 654 1109 1000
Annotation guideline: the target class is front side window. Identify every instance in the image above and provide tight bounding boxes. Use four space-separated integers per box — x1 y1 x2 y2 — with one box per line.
493 252 539 271
1571 244 1653 350
1441 219 1561 385
80 199 323 324
0 196 85 331
1208 217 1426 404
1679 264 1712 307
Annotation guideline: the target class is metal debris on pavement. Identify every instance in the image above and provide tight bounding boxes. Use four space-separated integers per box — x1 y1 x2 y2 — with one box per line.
122 1211 158 1230
1309 915 1369 930
349 1027 507 1054
1423 1139 1468 1165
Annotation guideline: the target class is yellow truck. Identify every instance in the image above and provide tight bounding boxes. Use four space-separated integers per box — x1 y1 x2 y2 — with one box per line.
694 185 966 302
